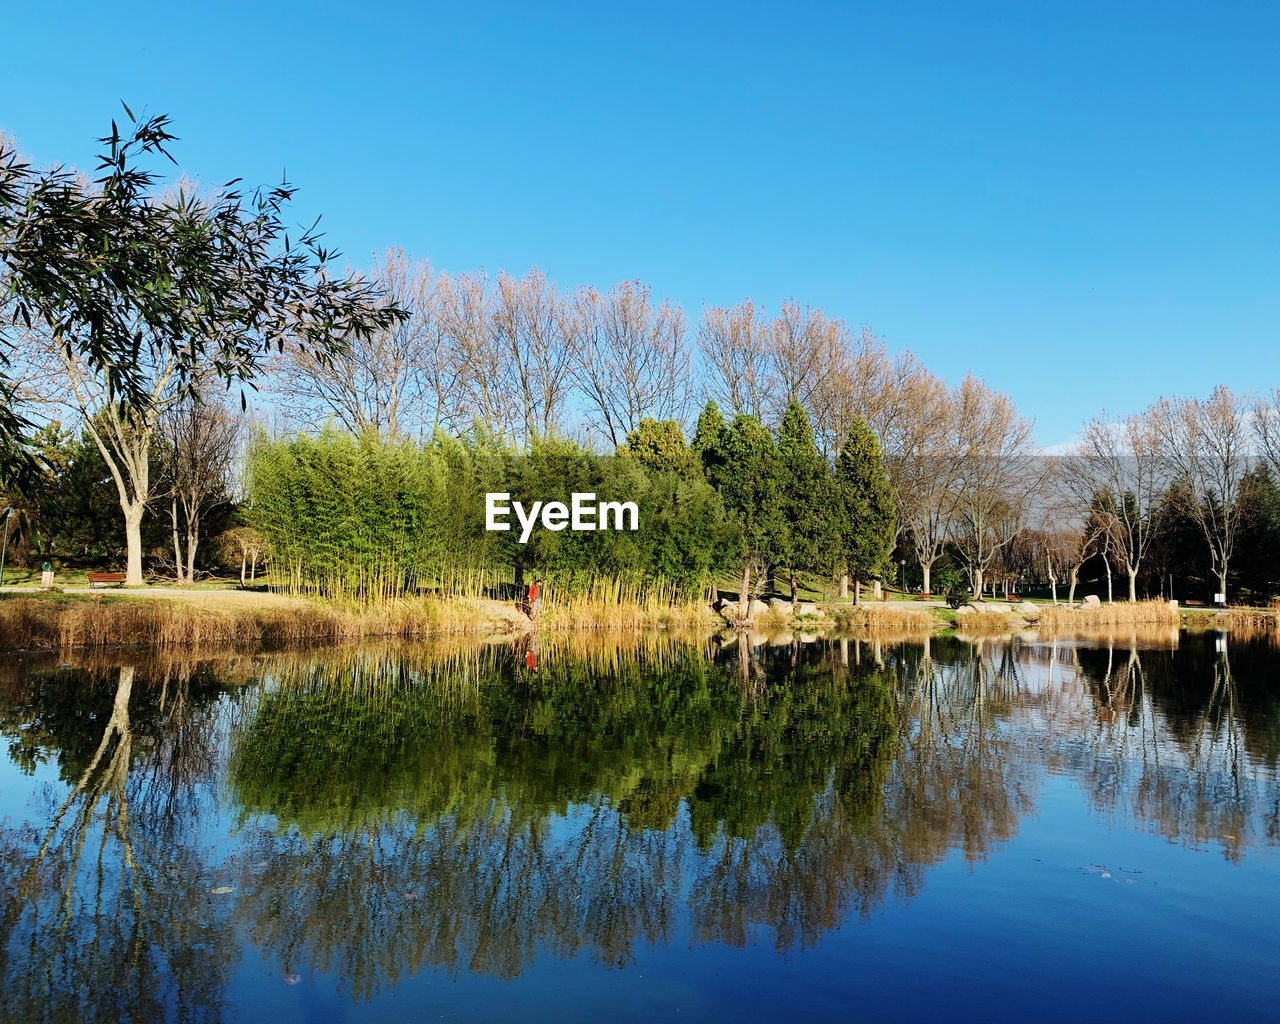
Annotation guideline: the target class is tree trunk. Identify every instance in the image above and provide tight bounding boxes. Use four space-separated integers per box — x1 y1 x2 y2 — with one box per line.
1106 560 1113 604
1047 554 1058 604
170 500 184 583
740 563 751 616
1127 566 1137 603
854 579 862 606
1068 565 1079 607
124 502 145 586
790 572 799 604
186 523 198 584
920 560 933 595
240 554 247 588
1218 568 1228 606
250 557 257 584
838 574 849 599
973 567 984 599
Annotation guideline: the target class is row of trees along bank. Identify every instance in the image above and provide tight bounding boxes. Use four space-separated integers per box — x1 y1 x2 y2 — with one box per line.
3 113 1280 604
242 400 897 603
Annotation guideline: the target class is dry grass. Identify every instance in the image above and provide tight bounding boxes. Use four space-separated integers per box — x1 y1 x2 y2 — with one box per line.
0 595 530 652
1036 599 1179 631
828 604 934 632
956 611 1019 631
0 584 722 653
538 579 718 634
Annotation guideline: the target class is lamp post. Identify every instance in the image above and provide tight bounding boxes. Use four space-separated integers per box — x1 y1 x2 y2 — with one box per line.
0 507 14 587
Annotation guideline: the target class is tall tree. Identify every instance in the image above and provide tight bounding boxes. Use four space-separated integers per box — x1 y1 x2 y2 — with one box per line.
1063 410 1170 601
832 417 896 601
696 301 775 423
712 414 785 607
491 267 580 446
573 281 690 448
160 390 239 583
776 400 829 601
1151 385 1253 602
1 110 401 582
270 248 454 438
881 367 962 595
951 376 1040 598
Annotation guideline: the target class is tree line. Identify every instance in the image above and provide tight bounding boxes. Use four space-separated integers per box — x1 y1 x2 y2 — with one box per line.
3 111 1279 604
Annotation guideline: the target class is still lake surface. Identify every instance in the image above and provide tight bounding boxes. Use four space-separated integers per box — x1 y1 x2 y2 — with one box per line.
1 630 1278 1023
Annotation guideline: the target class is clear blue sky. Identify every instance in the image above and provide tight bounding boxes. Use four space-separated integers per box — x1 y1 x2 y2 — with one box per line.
3 0 1276 447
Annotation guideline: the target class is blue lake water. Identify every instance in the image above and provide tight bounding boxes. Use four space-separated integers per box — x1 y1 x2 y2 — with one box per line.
1 631 1277 1022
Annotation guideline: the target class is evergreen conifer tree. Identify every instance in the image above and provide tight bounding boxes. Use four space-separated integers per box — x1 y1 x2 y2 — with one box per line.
777 400 830 602
833 417 896 601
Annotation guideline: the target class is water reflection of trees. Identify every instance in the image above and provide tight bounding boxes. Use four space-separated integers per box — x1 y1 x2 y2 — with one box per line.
4 632 1277 1013
0 659 236 1024
1072 633 1280 860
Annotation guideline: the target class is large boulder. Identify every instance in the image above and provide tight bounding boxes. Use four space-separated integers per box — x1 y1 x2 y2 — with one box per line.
1082 594 1102 608
767 598 794 616
746 598 769 621
1168 600 1179 611
1017 601 1041 619
795 602 822 618
955 604 978 616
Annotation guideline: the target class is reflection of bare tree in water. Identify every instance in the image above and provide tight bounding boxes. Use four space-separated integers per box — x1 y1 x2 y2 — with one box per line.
0 664 234 1024
232 795 688 989
1075 634 1278 861
891 638 1038 866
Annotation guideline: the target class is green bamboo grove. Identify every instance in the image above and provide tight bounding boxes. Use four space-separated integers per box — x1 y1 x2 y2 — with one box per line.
245 427 738 600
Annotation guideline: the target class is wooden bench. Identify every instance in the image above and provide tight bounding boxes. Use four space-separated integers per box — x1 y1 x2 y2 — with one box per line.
88 572 125 588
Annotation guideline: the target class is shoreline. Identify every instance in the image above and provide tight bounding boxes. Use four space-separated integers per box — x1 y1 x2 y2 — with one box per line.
0 588 1273 655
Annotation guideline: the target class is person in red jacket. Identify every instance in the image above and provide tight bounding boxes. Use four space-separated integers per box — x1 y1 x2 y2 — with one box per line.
527 578 543 621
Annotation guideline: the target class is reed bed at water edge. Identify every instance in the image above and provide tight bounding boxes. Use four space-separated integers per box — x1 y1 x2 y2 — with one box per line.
1036 599 1179 630
0 596 519 652
827 604 935 632
537 577 718 633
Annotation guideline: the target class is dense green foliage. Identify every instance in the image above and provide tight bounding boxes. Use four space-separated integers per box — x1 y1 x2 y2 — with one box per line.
834 417 898 585
229 643 900 849
246 428 735 598
777 401 832 598
0 420 233 570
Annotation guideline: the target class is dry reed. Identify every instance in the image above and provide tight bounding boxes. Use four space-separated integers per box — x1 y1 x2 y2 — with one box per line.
828 604 935 632
0 595 523 652
0 586 721 654
1036 599 1179 631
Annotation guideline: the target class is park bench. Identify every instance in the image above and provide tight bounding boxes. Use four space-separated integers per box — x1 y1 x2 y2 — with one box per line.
88 571 125 588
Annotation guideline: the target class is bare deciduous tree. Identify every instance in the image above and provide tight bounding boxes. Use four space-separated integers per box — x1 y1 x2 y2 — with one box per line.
270 249 458 439
951 375 1041 598
1062 411 1169 602
573 281 690 448
881 367 963 595
161 391 239 583
491 268 580 445
1151 385 1253 602
1255 388 1280 478
697 301 775 424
